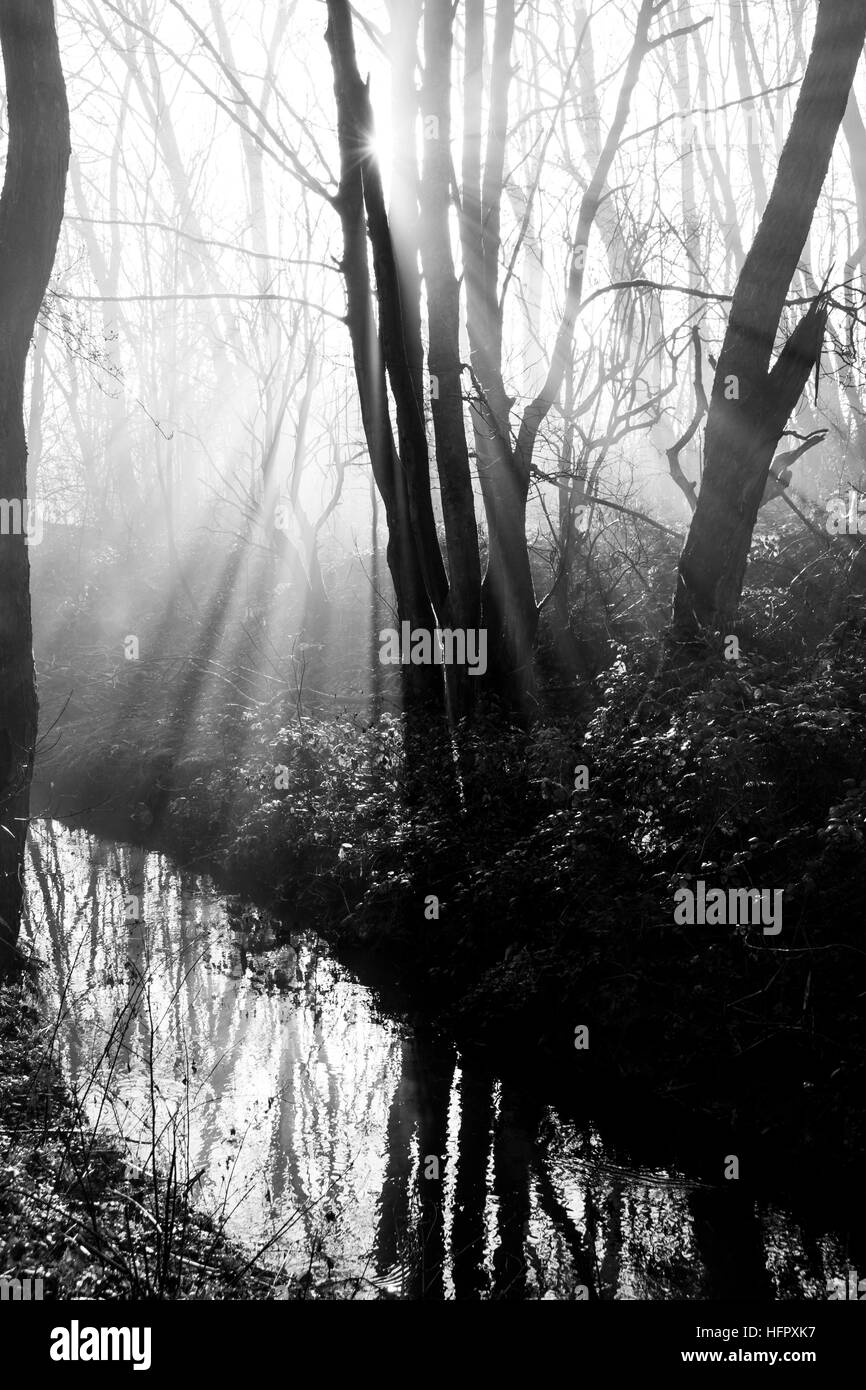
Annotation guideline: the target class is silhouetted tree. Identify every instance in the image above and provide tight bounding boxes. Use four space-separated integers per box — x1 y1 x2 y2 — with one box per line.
0 0 70 971
326 0 695 716
671 0 866 648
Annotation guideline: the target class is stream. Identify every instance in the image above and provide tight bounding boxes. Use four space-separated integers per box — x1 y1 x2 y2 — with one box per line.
20 819 853 1300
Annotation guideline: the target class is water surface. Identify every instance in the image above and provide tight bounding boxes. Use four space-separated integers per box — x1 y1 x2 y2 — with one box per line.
22 820 851 1300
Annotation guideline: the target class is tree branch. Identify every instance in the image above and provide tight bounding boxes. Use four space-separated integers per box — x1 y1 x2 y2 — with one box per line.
666 326 706 512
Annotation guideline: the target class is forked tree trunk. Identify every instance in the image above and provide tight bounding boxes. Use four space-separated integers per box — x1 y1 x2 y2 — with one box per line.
671 0 866 647
0 0 70 972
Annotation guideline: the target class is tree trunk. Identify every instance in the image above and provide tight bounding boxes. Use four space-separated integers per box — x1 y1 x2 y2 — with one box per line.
459 0 537 708
420 0 482 719
383 0 451 649
0 0 70 971
325 0 441 712
671 0 866 646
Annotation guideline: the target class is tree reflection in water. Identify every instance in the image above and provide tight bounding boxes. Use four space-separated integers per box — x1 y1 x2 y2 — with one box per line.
19 820 850 1301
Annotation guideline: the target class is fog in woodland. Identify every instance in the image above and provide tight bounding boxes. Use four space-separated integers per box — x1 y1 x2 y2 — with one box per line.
1 0 866 1317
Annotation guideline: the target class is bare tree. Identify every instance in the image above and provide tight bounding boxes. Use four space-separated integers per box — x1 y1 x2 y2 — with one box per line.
326 0 695 715
325 0 442 711
672 0 866 649
0 0 70 969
